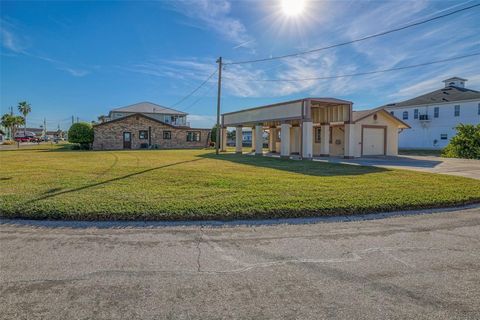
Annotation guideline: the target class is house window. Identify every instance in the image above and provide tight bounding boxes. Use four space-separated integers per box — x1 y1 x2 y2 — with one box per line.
440 134 448 140
454 105 460 117
390 111 394 116
478 103 480 115
315 127 321 143
329 127 333 144
403 111 408 120
414 109 418 119
434 107 439 118
163 131 171 139
187 131 201 142
139 130 148 140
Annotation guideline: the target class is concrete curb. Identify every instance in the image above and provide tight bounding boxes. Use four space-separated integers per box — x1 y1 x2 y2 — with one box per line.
0 203 479 229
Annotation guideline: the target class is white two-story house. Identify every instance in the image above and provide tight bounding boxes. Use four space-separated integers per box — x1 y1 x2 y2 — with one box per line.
384 77 480 150
99 102 189 127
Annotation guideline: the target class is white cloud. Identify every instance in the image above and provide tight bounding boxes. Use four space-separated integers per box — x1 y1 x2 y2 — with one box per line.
1 18 90 77
169 0 254 48
187 114 216 128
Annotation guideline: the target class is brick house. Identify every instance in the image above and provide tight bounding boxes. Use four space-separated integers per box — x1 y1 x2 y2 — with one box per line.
93 113 211 150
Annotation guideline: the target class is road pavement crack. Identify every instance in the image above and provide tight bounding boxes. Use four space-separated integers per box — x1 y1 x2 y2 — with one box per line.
195 227 203 272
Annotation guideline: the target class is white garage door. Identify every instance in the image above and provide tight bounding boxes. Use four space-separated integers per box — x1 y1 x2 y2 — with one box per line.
363 127 385 156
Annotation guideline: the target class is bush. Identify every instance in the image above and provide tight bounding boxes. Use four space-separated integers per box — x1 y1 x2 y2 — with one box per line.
442 124 480 159
2 140 15 145
68 122 93 149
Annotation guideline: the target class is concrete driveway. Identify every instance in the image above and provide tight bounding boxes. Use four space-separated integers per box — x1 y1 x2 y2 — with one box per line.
314 155 480 179
1 206 479 319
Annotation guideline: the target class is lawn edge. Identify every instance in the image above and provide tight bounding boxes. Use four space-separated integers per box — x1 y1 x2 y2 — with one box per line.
1 202 479 228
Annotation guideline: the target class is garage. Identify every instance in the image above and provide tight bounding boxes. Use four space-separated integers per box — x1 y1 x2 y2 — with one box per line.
362 126 386 156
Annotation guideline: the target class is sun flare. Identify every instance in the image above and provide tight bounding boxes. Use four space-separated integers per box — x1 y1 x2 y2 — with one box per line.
281 0 306 17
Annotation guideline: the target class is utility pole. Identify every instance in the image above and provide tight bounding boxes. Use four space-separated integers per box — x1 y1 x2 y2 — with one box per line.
76 116 79 123
43 118 47 139
71 116 74 125
10 106 13 115
215 56 222 155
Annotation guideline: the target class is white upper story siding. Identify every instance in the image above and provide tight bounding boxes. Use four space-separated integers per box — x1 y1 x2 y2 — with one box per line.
385 77 480 150
387 100 480 149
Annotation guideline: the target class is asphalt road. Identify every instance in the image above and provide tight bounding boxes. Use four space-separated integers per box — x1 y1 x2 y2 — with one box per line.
1 207 480 320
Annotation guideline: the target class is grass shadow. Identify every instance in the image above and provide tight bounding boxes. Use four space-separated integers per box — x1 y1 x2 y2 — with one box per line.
198 152 388 177
24 158 204 205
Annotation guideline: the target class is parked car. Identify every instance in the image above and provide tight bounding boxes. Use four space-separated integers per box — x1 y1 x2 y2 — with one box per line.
14 131 38 142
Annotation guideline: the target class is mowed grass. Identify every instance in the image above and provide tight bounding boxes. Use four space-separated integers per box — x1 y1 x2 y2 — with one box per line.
1 144 479 220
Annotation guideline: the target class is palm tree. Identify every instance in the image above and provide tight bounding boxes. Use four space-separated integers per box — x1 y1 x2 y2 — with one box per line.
17 101 31 136
0 114 24 140
1 114 14 140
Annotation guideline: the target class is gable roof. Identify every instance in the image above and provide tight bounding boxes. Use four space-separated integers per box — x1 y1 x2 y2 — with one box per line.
94 112 176 128
93 112 208 130
386 86 480 108
353 107 410 128
110 102 187 115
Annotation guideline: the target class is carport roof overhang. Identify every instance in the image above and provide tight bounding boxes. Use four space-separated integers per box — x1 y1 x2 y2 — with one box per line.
222 97 353 127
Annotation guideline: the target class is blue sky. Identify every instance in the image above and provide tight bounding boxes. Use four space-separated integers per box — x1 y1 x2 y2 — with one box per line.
1 0 479 129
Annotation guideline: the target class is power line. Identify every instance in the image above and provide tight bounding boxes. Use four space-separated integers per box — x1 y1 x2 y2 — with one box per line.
222 52 480 82
179 82 217 113
171 69 218 107
225 3 480 65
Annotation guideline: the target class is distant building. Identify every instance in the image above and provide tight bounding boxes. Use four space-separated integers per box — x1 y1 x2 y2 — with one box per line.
385 77 480 150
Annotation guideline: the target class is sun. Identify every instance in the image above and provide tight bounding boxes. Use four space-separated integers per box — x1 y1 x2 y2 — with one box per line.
281 0 306 17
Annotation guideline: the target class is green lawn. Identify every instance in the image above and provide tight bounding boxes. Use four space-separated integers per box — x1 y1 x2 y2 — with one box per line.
1 144 479 220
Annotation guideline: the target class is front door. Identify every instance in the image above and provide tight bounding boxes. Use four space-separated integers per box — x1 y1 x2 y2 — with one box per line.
123 132 132 149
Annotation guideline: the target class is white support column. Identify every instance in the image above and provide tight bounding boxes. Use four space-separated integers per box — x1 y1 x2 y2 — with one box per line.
344 123 355 159
251 128 256 152
280 123 291 158
269 127 277 153
235 126 243 154
302 121 313 159
320 124 330 156
255 125 263 155
220 127 227 152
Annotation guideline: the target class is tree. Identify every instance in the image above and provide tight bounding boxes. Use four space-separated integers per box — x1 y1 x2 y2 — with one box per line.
210 125 218 144
68 122 94 149
17 101 31 136
1 114 24 140
442 124 480 160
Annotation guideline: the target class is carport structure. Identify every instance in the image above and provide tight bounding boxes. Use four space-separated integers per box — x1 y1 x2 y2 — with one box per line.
220 98 355 159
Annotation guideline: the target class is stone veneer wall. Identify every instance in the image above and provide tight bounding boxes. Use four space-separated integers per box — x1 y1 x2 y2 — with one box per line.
92 115 210 150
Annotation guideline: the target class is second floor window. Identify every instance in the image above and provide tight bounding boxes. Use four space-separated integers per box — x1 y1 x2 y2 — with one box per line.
434 107 439 118
454 105 460 117
403 111 408 120
414 109 419 119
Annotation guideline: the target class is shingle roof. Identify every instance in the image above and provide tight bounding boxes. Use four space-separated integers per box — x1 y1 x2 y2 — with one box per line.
386 86 480 108
111 102 187 115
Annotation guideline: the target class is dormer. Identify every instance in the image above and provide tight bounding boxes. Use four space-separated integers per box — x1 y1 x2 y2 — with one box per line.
443 77 467 88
